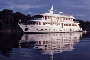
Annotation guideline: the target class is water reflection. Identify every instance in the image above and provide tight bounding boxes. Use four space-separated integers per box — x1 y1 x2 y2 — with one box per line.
0 32 87 60
0 32 22 57
20 32 83 55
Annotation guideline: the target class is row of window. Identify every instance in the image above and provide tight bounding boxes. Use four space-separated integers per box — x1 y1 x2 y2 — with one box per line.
28 22 77 26
37 29 75 31
37 29 50 31
43 22 60 25
43 16 73 20
35 22 61 25
33 22 77 26
36 41 73 45
64 24 71 26
64 24 77 26
37 29 59 31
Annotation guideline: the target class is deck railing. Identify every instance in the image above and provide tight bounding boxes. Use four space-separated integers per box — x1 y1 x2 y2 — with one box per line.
74 21 79 23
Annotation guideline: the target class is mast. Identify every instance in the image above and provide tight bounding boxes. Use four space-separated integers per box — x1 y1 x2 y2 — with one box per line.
49 5 54 14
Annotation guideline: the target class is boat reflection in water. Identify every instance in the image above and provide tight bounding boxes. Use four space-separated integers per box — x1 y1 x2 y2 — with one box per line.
20 32 82 56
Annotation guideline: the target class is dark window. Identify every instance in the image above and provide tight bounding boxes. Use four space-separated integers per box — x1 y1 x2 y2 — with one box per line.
69 24 71 26
45 45 47 47
25 28 29 31
43 41 45 44
41 29 43 30
45 29 47 30
43 22 45 25
39 41 41 44
39 22 41 25
46 41 48 44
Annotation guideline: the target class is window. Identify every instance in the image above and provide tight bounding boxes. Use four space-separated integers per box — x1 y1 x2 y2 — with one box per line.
48 23 50 24
64 24 68 26
72 24 77 26
64 24 71 26
43 41 45 44
43 22 45 25
66 18 68 20
45 45 47 47
46 41 48 44
41 29 43 30
39 22 41 25
25 26 27 27
45 29 47 30
68 18 70 20
25 28 28 31
39 41 41 44
69 24 71 26
53 29 55 31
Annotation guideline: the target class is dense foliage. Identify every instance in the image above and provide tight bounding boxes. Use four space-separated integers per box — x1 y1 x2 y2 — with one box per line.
0 9 31 32
0 9 90 32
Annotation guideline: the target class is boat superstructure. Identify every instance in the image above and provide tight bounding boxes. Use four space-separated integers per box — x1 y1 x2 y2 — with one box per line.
19 5 82 33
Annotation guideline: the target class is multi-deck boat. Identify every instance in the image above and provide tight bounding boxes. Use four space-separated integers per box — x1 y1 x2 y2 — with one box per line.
19 5 82 33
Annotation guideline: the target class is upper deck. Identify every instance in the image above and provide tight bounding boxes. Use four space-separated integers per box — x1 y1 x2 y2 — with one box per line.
41 5 74 18
41 13 75 19
31 5 75 23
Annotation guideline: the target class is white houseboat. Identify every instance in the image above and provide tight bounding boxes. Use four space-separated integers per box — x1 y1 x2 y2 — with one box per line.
19 5 82 33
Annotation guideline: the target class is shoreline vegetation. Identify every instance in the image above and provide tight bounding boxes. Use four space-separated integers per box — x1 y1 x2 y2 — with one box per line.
0 9 90 33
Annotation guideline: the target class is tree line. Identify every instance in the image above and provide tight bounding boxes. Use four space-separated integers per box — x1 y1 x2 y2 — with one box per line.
0 9 31 32
0 9 90 32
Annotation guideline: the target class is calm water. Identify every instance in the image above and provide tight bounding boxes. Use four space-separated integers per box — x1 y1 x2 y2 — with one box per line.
0 32 90 60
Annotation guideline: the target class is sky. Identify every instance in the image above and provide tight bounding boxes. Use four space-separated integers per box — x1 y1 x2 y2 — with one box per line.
0 0 90 21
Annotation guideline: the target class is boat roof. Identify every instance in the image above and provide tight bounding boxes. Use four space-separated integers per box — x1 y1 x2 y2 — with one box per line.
40 5 75 19
40 13 75 19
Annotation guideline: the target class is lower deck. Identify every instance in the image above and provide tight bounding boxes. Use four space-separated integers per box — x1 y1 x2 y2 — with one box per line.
19 24 82 33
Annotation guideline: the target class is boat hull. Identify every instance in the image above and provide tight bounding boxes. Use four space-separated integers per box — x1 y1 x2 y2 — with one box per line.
19 24 83 33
